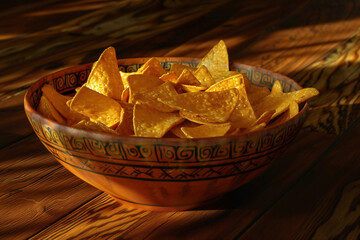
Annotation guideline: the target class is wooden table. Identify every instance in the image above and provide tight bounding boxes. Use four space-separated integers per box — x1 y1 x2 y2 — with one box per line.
1 0 360 239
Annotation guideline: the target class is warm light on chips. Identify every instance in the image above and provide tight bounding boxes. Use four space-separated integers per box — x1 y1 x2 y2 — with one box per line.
37 42 319 138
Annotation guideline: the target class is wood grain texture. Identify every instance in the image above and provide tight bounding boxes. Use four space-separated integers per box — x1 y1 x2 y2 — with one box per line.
29 131 338 239
238 119 360 240
0 136 101 240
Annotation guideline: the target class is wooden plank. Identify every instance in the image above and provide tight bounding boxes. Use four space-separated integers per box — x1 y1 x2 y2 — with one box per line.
238 119 360 240
0 135 101 240
29 130 338 239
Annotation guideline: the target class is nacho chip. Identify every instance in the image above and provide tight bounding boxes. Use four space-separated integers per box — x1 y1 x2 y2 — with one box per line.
175 69 201 86
211 71 240 83
160 72 178 82
127 74 164 103
72 120 118 135
169 120 200 138
133 104 184 138
270 101 299 126
70 86 122 128
37 96 66 124
133 82 178 112
194 65 215 87
41 84 88 124
243 75 270 106
170 63 197 76
137 58 167 77
206 74 256 128
198 40 229 75
181 122 231 138
180 84 207 92
116 102 134 136
271 80 283 94
86 47 123 100
158 88 239 123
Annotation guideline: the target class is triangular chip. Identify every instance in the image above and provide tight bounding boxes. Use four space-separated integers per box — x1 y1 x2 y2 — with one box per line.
270 101 299 127
72 120 118 135
86 47 123 100
207 74 256 128
70 86 122 128
175 69 201 86
158 88 239 123
169 120 200 138
170 63 197 76
37 96 66 124
133 82 178 112
159 72 178 82
180 84 207 92
133 104 184 138
115 102 134 136
127 74 164 103
137 58 167 77
243 75 270 106
181 122 231 138
197 40 229 75
194 65 215 87
41 84 88 124
211 71 241 83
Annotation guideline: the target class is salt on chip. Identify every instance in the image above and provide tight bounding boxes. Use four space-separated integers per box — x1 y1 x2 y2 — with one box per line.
116 102 134 136
197 40 229 76
41 84 88 124
158 88 239 123
170 63 197 76
127 74 164 103
70 86 122 128
72 120 118 135
37 96 66 124
133 82 178 112
86 47 124 100
133 104 184 138
137 58 167 77
207 74 256 128
181 122 231 138
194 65 215 87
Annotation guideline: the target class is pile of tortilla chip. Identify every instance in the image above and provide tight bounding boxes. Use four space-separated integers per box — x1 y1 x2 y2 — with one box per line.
37 40 319 138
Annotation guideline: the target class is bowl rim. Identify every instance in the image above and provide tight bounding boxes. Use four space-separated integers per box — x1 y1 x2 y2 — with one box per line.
24 57 308 143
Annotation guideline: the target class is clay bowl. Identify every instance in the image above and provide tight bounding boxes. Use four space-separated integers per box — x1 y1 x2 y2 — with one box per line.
24 57 308 211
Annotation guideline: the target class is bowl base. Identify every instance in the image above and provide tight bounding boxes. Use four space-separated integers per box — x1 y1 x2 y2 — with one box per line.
109 194 221 212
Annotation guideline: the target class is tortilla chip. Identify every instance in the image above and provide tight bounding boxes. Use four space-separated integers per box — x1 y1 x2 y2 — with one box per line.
127 74 164 103
41 84 87 124
169 120 200 138
180 84 207 92
116 102 134 136
270 101 299 126
37 96 66 124
72 120 118 135
160 72 178 82
70 86 122 128
206 74 256 128
158 88 239 123
211 71 240 83
133 82 178 112
133 104 184 138
194 65 215 87
181 122 231 138
197 40 229 75
175 69 201 86
137 58 167 77
86 47 123 100
170 63 197 76
243 75 270 106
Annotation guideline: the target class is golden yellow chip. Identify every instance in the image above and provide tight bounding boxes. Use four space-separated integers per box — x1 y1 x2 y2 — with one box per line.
116 102 134 136
271 80 283 94
207 74 256 128
181 122 231 138
159 72 178 82
37 96 66 124
270 101 299 126
170 63 197 76
253 81 319 119
169 120 200 138
175 69 201 86
133 104 184 138
86 47 123 100
127 74 164 103
194 65 215 87
133 82 178 112
70 86 122 128
137 58 167 77
41 84 88 124
243 75 270 106
158 88 239 123
180 84 207 92
210 71 240 83
197 40 229 75
72 120 118 135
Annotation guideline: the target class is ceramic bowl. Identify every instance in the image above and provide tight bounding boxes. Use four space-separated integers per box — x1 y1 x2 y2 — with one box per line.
24 57 308 211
